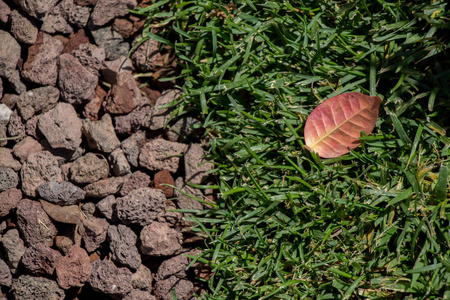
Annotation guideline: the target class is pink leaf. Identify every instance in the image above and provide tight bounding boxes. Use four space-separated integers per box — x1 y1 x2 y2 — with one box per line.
304 92 381 158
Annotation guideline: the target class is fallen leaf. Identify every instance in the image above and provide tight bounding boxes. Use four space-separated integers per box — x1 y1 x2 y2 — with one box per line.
304 92 381 158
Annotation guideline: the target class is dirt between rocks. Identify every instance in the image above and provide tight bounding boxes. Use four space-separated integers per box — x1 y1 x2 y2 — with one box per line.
0 0 215 299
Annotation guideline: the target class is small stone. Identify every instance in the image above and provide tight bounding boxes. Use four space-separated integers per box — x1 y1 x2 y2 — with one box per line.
90 26 130 60
109 148 131 176
21 32 63 86
153 170 174 198
7 110 26 142
21 243 63 276
72 43 106 76
56 246 91 289
6 70 27 94
75 0 97 5
83 85 107 121
38 103 82 151
104 72 147 115
0 188 22 218
156 254 189 281
0 258 12 287
70 152 109 184
15 0 59 20
155 276 194 300
131 264 152 291
147 89 182 130
166 116 202 142
121 131 148 168
116 188 165 226
184 144 213 184
0 167 19 191
81 202 96 217
157 200 182 227
115 105 151 135
0 30 21 78
63 29 90 54
41 5 73 35
36 181 86 206
140 222 182 256
0 0 11 23
10 9 38 45
113 18 135 39
16 199 58 246
21 151 62 198
100 56 132 84
139 139 188 173
0 148 21 171
82 217 109 252
60 0 91 28
96 195 117 221
82 114 120 153
58 53 98 105
124 290 156 300
25 115 40 139
88 259 133 298
174 177 203 211
12 136 42 163
90 0 137 27
131 37 163 72
107 225 141 270
83 176 125 198
55 236 74 255
17 86 60 121
1 229 25 273
119 170 150 196
12 275 65 300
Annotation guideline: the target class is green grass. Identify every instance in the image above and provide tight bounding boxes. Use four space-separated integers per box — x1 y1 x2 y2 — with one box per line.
132 0 450 298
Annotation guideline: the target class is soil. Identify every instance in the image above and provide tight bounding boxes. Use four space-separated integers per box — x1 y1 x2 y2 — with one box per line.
0 0 213 299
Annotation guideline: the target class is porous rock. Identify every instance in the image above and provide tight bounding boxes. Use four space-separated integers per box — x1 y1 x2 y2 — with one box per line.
7 110 26 140
131 264 152 291
121 130 148 168
90 0 137 27
147 89 182 130
184 143 213 184
116 188 165 226
108 148 131 176
0 188 22 218
140 222 182 256
83 85 107 121
96 195 117 221
0 167 19 191
1 229 25 273
119 170 150 196
55 245 91 289
104 72 147 114
156 254 190 281
107 225 141 270
17 86 60 121
124 290 156 300
21 243 63 276
131 37 163 72
72 43 106 75
60 0 91 28
14 0 59 20
0 258 12 287
114 104 151 135
0 30 21 78
70 152 109 184
41 2 73 34
139 139 188 173
174 177 203 211
6 69 27 94
10 9 38 44
83 176 125 198
0 0 11 23
154 275 194 300
81 217 109 252
12 136 43 163
88 259 133 298
12 275 65 300
82 113 120 153
36 181 86 206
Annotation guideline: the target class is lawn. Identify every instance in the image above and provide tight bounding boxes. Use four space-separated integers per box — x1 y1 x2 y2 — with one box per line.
132 0 450 298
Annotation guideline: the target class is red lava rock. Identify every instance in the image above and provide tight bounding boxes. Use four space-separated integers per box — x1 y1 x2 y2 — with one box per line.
174 177 203 211
16 199 58 246
119 170 150 196
1 229 25 273
147 89 182 130
36 181 86 206
55 235 74 255
107 224 141 270
14 0 59 20
88 259 133 298
58 53 98 105
140 222 182 256
22 32 63 86
55 246 91 289
139 139 188 173
17 86 60 120
70 152 109 184
0 0 11 23
75 0 98 6
0 148 21 171
0 188 22 218
90 0 137 27
12 275 65 300
114 104 151 135
21 151 62 197
7 110 26 139
113 18 134 39
116 188 165 226
83 85 107 121
41 2 73 34
154 170 174 198
12 136 43 163
157 200 182 226
121 130 148 168
104 72 147 115
83 176 125 198
154 275 194 300
61 0 91 28
0 30 21 79
184 143 213 185
10 9 38 45
156 254 190 281
131 264 152 291
81 217 109 252
72 43 106 76
124 289 156 300
63 29 90 54
82 114 121 153
140 85 161 104
25 115 40 139
0 167 19 191
0 258 12 287
108 148 131 176
38 103 82 150
21 243 63 276
100 55 133 84
131 37 164 72
95 195 117 222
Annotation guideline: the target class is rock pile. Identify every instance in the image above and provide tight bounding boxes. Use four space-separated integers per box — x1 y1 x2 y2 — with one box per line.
0 0 214 299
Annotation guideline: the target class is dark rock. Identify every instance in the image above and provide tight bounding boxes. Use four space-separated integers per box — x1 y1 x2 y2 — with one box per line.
55 245 91 289
121 131 148 168
83 176 125 198
131 37 163 72
88 259 133 298
0 167 19 191
0 30 21 79
119 170 150 196
83 85 107 121
156 254 189 281
116 188 165 226
72 43 106 76
90 26 130 60
36 181 86 206
108 148 131 176
95 195 117 221
131 264 152 291
0 258 12 287
153 170 174 198
147 89 182 130
139 139 188 173
115 104 151 135
0 188 22 218
1 229 25 273
12 136 42 163
17 86 59 121
58 53 98 105
70 152 109 184
82 114 121 153
10 9 38 44
81 217 109 252
107 225 141 270
15 0 59 20
38 102 82 151
21 151 62 197
0 148 21 171
104 72 147 115
154 275 194 300
81 202 96 217
22 32 63 86
21 243 63 276
140 222 182 256
90 0 137 26
166 116 202 142
12 275 65 300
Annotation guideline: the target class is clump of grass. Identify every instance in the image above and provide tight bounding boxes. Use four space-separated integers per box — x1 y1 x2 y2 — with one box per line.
132 0 450 298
